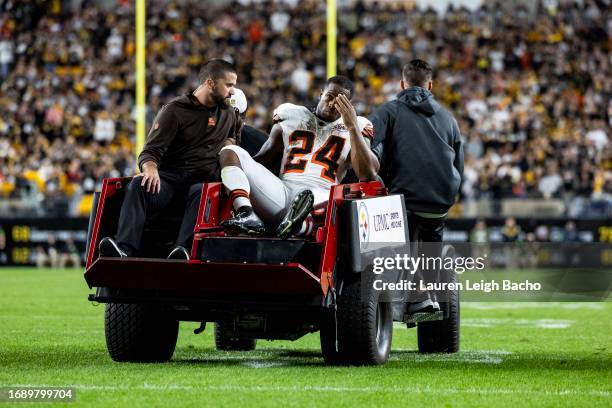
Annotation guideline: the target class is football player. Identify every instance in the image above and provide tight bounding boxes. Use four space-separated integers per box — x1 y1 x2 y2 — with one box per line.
219 75 379 238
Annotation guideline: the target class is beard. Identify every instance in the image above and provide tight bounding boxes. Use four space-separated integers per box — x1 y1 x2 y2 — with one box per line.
211 85 229 107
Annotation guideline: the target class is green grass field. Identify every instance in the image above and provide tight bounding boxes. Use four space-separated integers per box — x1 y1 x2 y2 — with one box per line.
0 268 610 407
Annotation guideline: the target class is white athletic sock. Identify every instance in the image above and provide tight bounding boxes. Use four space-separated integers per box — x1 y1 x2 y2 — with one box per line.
221 166 251 210
233 196 250 210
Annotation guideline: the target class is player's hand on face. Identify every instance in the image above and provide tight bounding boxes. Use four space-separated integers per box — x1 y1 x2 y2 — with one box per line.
141 164 161 194
334 94 358 129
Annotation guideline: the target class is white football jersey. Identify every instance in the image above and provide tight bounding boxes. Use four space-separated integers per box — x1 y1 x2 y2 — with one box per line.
273 103 373 190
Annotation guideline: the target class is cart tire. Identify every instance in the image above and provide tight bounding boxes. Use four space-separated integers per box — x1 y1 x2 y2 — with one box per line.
105 303 178 362
320 273 393 365
417 265 460 353
214 323 257 351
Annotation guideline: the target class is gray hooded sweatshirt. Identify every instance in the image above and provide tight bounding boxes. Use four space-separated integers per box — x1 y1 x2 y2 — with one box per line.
370 87 464 214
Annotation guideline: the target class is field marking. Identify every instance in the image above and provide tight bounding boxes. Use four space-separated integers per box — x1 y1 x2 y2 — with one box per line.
0 315 99 321
4 329 104 334
233 351 512 366
463 302 604 310
391 350 512 364
242 361 288 368
10 383 610 397
462 318 573 329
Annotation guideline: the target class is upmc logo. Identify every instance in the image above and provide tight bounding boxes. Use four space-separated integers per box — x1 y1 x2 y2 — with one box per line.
356 195 406 249
358 202 369 243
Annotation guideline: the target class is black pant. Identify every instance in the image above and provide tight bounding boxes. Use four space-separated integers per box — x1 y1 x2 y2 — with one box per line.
407 211 446 243
407 211 447 303
115 171 204 256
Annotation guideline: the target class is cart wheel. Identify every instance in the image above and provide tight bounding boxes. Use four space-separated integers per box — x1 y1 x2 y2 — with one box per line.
320 273 393 365
105 303 178 362
214 323 257 351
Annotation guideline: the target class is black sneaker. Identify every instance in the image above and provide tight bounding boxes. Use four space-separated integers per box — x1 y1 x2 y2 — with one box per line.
221 206 265 235
276 190 314 239
407 298 440 314
99 237 127 258
167 245 190 260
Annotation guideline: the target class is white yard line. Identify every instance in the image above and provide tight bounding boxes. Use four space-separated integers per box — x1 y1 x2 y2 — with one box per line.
4 329 104 334
462 318 573 329
390 349 512 364
242 361 288 368
463 302 604 310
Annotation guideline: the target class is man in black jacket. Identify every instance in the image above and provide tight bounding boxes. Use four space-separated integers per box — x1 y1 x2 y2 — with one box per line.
99 59 242 260
370 59 463 310
371 59 463 240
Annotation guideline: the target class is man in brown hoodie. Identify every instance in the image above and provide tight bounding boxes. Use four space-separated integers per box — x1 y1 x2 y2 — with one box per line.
99 59 241 260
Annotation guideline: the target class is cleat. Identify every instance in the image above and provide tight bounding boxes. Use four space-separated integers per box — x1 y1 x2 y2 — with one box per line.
99 237 127 258
167 245 190 260
221 206 265 235
276 190 314 239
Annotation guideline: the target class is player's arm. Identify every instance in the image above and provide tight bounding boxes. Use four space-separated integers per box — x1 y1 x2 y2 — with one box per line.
253 124 284 171
137 105 179 193
334 94 379 181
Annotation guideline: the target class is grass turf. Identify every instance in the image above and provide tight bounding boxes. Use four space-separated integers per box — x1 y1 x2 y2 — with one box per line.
0 268 610 407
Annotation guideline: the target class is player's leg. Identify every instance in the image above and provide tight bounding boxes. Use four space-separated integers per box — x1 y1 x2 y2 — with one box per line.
219 147 252 210
220 145 289 234
275 185 330 239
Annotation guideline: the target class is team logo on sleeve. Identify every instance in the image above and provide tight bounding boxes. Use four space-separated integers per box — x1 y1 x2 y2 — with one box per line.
330 123 347 132
362 125 374 140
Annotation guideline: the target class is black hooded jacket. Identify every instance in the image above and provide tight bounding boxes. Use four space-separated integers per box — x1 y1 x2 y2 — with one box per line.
138 94 241 180
370 87 464 213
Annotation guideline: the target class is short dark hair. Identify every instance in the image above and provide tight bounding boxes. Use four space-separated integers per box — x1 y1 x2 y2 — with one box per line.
325 75 355 99
402 59 433 88
198 59 236 84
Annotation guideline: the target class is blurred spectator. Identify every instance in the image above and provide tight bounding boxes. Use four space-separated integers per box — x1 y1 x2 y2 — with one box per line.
59 237 81 268
0 226 7 265
563 220 581 242
535 224 550 242
586 120 608 151
94 111 116 144
0 33 13 79
502 217 521 269
290 63 312 100
36 233 59 268
470 219 489 244
538 161 563 199
470 219 489 267
502 217 521 242
521 231 539 269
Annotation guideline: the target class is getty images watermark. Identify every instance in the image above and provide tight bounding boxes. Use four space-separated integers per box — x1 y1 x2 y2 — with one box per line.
363 242 612 302
372 252 542 293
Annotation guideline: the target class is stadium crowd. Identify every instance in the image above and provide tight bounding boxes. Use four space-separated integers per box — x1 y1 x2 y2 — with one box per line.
0 0 609 216
337 0 611 209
